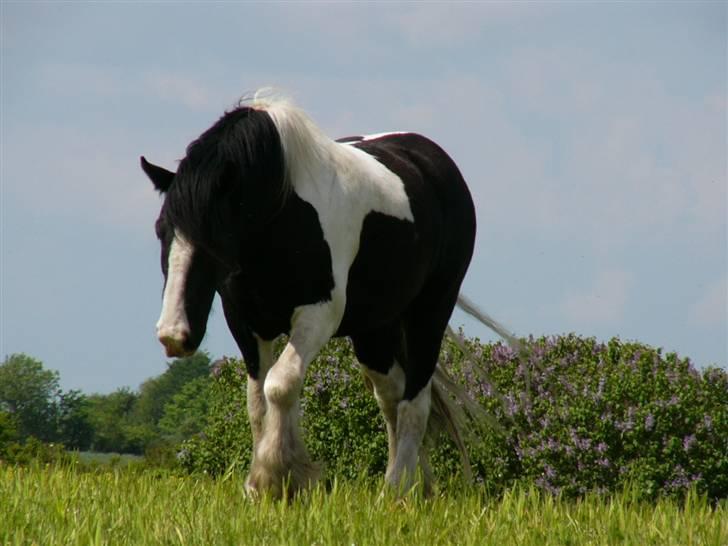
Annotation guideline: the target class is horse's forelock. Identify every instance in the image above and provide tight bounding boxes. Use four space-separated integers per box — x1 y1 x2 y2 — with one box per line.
163 105 287 254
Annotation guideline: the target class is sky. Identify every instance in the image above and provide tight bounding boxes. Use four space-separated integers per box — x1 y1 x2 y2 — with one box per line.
1 2 726 394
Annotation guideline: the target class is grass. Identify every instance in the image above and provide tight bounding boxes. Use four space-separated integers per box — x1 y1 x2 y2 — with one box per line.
1 464 726 546
75 451 144 467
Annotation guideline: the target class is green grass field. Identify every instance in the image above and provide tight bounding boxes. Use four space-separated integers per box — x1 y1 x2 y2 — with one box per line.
2 464 725 546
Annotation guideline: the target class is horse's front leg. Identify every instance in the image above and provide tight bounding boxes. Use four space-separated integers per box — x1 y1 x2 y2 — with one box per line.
244 336 273 492
246 302 341 499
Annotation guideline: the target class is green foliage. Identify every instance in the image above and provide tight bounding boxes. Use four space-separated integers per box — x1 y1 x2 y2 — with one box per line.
441 334 728 501
180 334 727 503
134 353 211 426
86 388 153 454
177 358 252 476
178 340 388 479
54 390 93 451
0 410 20 461
302 339 388 479
0 436 70 466
82 354 211 455
0 354 60 441
158 376 212 443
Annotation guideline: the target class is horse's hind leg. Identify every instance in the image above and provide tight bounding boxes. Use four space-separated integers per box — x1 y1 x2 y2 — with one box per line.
389 378 433 492
351 326 405 479
388 285 461 494
361 364 405 476
353 320 439 494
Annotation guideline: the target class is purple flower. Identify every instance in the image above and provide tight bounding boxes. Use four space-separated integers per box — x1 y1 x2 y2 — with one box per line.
504 394 518 417
683 434 696 452
617 408 636 432
535 477 561 496
569 431 592 451
644 413 655 431
211 359 226 378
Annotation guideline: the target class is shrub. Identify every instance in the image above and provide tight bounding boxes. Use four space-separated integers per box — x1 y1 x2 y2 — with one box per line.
443 334 727 501
177 358 252 476
302 340 388 479
178 334 727 502
1 436 71 466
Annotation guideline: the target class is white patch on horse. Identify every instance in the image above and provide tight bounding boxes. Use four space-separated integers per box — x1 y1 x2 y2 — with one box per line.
360 131 409 141
156 230 194 355
259 98 414 324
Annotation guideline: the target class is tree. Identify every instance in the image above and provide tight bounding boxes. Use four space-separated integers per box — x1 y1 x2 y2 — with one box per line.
158 376 212 442
0 354 60 441
134 353 211 426
55 390 93 451
86 388 150 453
0 410 20 459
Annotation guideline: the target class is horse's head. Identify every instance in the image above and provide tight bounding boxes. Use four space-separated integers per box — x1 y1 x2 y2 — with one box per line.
141 157 217 357
141 106 287 357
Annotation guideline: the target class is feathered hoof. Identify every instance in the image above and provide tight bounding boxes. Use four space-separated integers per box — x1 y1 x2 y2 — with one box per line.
245 457 321 500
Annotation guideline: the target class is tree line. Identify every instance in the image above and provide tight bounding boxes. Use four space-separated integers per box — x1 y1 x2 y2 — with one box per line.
0 353 214 457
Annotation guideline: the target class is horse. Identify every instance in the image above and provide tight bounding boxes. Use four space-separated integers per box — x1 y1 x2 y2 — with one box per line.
141 92 512 497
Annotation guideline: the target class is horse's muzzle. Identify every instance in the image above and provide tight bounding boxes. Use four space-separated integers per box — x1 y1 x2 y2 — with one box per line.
157 326 195 358
160 336 196 358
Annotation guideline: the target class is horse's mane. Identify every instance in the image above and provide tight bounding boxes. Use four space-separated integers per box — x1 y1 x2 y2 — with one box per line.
247 90 342 185
163 91 336 253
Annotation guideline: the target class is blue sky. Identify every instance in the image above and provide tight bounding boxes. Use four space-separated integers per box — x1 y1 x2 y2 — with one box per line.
2 2 726 394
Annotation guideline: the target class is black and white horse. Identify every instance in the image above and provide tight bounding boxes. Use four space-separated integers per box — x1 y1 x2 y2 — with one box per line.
141 93 510 497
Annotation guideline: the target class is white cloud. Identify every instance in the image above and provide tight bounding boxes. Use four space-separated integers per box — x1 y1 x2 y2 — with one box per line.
689 276 728 327
561 269 632 325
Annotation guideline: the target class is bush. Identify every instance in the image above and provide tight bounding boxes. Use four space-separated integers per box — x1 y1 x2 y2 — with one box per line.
1 436 71 466
302 340 388 479
177 358 252 476
178 335 727 502
443 334 727 501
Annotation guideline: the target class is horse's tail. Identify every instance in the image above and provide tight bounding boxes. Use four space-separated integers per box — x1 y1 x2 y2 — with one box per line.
454 294 521 352
426 294 520 482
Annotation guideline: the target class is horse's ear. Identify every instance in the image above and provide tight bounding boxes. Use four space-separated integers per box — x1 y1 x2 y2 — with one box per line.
140 156 175 192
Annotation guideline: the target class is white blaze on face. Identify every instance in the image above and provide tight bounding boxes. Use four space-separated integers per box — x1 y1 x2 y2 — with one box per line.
156 230 194 353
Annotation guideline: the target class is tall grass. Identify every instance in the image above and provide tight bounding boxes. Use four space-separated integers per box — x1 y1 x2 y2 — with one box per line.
2 464 725 546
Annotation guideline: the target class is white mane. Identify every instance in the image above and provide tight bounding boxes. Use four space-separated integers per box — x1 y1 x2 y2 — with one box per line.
245 90 343 188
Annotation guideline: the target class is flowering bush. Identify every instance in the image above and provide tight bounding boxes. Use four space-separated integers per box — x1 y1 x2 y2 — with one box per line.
443 334 727 501
178 334 727 501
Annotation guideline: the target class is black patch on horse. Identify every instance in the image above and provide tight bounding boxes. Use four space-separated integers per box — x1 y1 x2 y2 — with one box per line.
163 107 287 261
